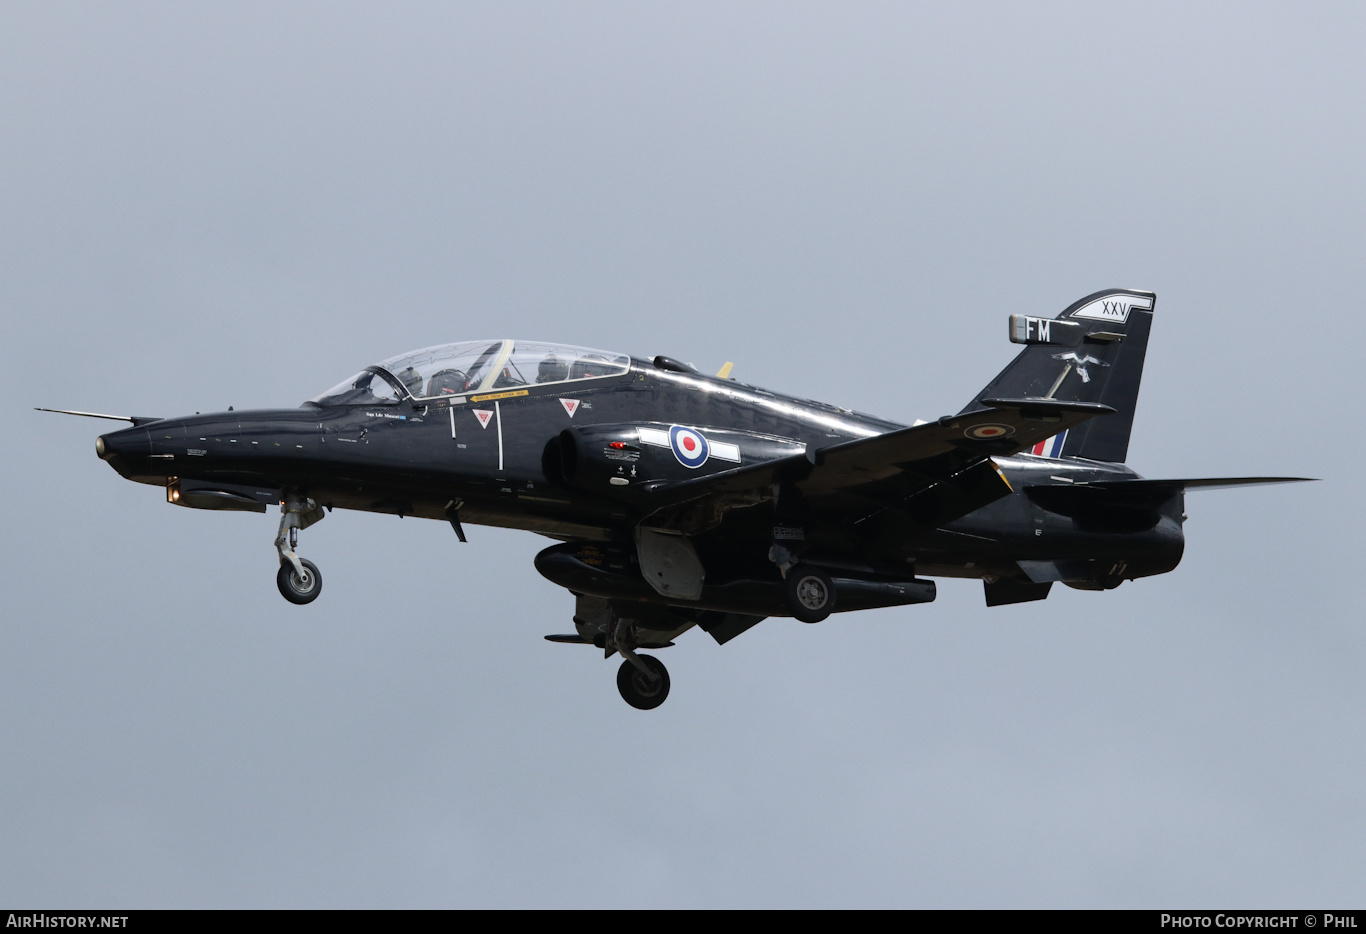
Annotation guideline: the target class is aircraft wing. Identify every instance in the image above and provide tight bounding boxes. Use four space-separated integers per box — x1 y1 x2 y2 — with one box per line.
641 398 1114 530
798 398 1111 495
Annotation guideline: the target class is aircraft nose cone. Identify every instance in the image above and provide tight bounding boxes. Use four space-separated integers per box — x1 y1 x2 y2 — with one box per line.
95 425 150 478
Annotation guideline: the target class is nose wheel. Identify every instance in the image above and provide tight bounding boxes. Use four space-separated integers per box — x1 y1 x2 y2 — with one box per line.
600 612 672 709
274 492 326 604
617 654 670 710
277 558 322 604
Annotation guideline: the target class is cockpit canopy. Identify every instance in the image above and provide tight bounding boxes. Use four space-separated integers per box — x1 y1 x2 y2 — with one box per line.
311 340 632 406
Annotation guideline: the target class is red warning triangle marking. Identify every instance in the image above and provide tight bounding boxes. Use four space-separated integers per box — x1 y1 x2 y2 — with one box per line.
472 409 494 429
559 398 580 418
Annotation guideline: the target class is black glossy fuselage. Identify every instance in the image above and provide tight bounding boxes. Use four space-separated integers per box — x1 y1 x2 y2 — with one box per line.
97 358 1184 602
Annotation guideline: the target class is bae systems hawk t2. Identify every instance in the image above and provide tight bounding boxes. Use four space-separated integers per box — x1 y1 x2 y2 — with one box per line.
47 290 1310 709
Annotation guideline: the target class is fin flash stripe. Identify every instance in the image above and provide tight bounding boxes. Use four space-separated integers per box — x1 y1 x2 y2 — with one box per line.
1029 430 1068 459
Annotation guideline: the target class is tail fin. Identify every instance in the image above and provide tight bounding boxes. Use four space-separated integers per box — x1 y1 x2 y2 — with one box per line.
962 288 1155 464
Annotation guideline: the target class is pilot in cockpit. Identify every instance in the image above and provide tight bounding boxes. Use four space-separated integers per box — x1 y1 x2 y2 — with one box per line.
570 353 612 379
537 354 570 383
395 367 424 398
425 369 467 396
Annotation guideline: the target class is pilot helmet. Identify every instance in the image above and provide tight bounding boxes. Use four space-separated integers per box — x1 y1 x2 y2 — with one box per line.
396 366 424 397
538 354 570 383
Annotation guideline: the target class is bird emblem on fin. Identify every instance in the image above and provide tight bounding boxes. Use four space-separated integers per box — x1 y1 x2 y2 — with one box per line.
1050 351 1110 384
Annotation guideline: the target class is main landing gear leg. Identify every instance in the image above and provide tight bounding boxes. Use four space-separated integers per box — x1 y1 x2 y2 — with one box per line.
766 506 835 623
609 615 670 710
274 492 325 605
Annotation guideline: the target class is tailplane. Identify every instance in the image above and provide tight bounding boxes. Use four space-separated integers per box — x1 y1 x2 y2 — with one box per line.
962 288 1155 464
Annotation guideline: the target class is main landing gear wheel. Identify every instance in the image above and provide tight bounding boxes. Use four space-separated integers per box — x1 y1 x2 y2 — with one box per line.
785 563 835 623
277 558 322 605
617 655 670 710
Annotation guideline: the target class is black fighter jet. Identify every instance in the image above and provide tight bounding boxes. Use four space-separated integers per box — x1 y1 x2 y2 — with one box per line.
47 289 1310 709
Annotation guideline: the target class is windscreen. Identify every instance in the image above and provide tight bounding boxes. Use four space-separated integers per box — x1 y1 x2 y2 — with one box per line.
310 369 406 406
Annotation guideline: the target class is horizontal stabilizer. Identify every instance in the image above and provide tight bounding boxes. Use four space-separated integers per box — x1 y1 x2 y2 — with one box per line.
1079 477 1317 493
977 398 1116 418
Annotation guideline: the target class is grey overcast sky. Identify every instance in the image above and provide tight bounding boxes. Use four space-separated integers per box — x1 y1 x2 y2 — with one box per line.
1 2 1361 908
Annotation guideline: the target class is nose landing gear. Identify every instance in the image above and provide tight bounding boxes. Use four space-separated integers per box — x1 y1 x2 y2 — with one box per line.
617 654 669 710
604 612 671 709
274 492 326 604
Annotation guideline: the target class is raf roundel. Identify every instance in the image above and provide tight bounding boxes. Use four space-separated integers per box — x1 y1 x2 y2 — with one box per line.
669 425 710 468
964 423 1015 440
